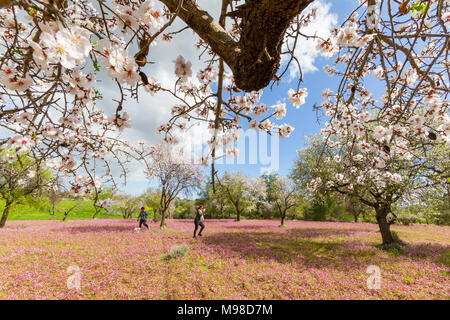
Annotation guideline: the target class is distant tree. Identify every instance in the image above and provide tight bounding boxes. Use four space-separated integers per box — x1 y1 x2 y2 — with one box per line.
207 185 229 219
138 143 204 229
303 135 448 246
0 151 52 227
302 193 347 222
217 172 265 221
269 176 301 226
143 188 162 222
344 195 372 223
172 198 195 219
46 182 62 216
117 195 142 219
61 201 82 222
91 185 116 218
199 180 229 219
292 136 370 223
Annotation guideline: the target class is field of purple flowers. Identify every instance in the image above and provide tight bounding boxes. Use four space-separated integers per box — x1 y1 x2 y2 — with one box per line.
0 219 448 299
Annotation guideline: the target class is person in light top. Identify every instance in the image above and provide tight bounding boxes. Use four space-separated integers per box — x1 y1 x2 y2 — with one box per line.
193 205 206 238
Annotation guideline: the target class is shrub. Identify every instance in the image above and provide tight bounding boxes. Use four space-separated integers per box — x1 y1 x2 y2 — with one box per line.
303 201 328 221
435 210 450 226
396 214 418 226
161 245 189 261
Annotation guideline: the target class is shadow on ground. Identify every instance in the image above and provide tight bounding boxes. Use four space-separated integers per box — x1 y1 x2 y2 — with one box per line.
63 224 138 234
200 227 450 270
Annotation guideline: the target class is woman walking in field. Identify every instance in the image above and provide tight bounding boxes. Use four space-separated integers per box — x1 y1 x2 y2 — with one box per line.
193 205 206 238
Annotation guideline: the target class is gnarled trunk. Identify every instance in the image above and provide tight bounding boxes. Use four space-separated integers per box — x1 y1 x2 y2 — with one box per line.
235 208 241 222
280 208 286 227
0 201 12 228
160 0 313 91
160 207 167 229
375 205 395 245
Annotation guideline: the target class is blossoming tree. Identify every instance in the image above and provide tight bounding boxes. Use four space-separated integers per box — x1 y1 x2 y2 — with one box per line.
0 0 308 209
217 172 266 221
306 0 449 245
137 142 203 228
267 176 301 227
0 151 53 227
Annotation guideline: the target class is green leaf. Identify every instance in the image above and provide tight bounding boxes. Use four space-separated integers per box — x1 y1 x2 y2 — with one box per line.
411 2 427 14
93 60 100 72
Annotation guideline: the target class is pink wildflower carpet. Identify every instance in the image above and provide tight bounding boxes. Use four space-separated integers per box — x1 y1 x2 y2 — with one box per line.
0 219 448 299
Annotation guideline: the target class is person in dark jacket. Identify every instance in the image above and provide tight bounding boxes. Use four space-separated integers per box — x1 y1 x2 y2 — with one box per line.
193 205 206 238
137 207 149 229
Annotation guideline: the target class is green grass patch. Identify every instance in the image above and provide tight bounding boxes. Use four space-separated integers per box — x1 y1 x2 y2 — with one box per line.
1 199 130 221
161 245 189 262
439 249 450 268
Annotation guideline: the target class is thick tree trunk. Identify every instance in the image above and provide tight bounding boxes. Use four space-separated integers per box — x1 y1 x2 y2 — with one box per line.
160 0 313 91
354 215 358 223
231 0 313 90
0 0 14 8
160 208 167 229
279 207 286 226
235 208 240 222
0 202 11 228
375 206 395 245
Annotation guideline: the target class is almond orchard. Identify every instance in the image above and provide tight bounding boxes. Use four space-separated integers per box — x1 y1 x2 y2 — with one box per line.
0 0 448 300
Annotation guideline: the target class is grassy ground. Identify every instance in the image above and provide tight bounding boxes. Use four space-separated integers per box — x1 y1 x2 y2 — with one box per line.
1 200 127 220
0 219 448 299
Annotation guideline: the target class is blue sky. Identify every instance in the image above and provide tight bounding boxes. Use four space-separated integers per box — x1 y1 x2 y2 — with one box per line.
213 59 337 179
110 0 356 195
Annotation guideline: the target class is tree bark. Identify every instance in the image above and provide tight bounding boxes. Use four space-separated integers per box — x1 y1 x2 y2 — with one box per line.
354 215 358 223
160 207 167 229
235 208 240 222
160 0 313 91
0 0 14 8
375 205 395 245
0 202 12 228
280 212 285 226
